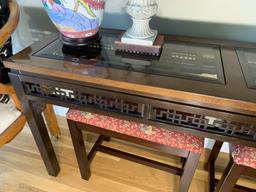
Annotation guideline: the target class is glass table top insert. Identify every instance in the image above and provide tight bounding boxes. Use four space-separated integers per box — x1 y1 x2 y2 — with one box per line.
236 48 256 89
34 32 225 84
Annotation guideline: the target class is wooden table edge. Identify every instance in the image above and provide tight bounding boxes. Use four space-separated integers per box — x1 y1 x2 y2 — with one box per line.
4 60 256 116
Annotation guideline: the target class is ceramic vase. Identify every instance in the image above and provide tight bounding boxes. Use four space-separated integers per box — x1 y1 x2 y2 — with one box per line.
42 0 105 46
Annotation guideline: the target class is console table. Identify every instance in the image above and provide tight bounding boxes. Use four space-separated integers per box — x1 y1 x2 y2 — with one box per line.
4 29 256 177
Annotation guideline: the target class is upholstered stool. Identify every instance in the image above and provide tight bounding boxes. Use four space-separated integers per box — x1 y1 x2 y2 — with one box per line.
67 109 204 192
207 141 256 192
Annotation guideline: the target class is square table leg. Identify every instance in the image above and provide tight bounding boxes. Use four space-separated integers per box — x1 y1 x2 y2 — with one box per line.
9 73 60 176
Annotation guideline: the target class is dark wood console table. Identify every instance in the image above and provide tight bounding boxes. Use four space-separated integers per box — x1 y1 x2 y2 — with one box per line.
4 29 256 177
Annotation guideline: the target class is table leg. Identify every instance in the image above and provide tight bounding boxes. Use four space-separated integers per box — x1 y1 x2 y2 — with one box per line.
9 73 60 176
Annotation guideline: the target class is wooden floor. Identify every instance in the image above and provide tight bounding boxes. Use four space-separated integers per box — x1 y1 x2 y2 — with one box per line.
0 116 255 192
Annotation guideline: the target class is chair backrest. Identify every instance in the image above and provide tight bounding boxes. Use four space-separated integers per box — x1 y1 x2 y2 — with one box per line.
0 0 20 109
0 83 25 147
0 0 23 145
0 83 21 109
0 1 60 145
0 0 20 47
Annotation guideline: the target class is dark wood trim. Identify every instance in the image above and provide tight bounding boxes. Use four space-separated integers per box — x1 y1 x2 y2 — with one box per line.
215 160 246 192
9 73 60 176
207 141 223 192
179 152 201 192
5 62 256 116
97 145 182 175
87 135 105 163
208 141 256 192
19 73 256 122
67 120 91 180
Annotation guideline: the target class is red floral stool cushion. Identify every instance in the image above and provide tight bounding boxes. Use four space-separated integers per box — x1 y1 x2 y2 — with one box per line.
67 110 204 154
232 144 256 169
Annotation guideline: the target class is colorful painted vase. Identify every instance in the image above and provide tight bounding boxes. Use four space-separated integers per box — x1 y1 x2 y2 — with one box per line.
42 0 105 46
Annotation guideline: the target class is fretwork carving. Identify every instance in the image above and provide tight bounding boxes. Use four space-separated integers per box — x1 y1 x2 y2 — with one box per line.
150 107 256 141
24 82 143 117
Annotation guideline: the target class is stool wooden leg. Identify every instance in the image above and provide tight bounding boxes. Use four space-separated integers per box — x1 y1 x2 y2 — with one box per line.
179 152 201 192
214 160 245 192
181 158 186 170
68 120 91 180
207 141 223 192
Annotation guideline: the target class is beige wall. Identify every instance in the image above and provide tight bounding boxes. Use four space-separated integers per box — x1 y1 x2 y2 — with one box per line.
105 0 256 25
20 0 256 25
18 0 256 41
157 0 256 25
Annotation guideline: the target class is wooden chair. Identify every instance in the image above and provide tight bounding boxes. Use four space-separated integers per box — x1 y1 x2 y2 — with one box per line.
66 109 204 192
0 83 60 146
0 0 60 147
207 141 256 192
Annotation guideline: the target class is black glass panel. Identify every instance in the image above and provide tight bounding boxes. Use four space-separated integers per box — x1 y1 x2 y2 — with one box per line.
34 31 225 84
236 48 256 89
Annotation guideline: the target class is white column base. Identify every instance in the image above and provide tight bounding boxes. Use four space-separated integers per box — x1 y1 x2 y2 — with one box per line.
121 30 158 46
